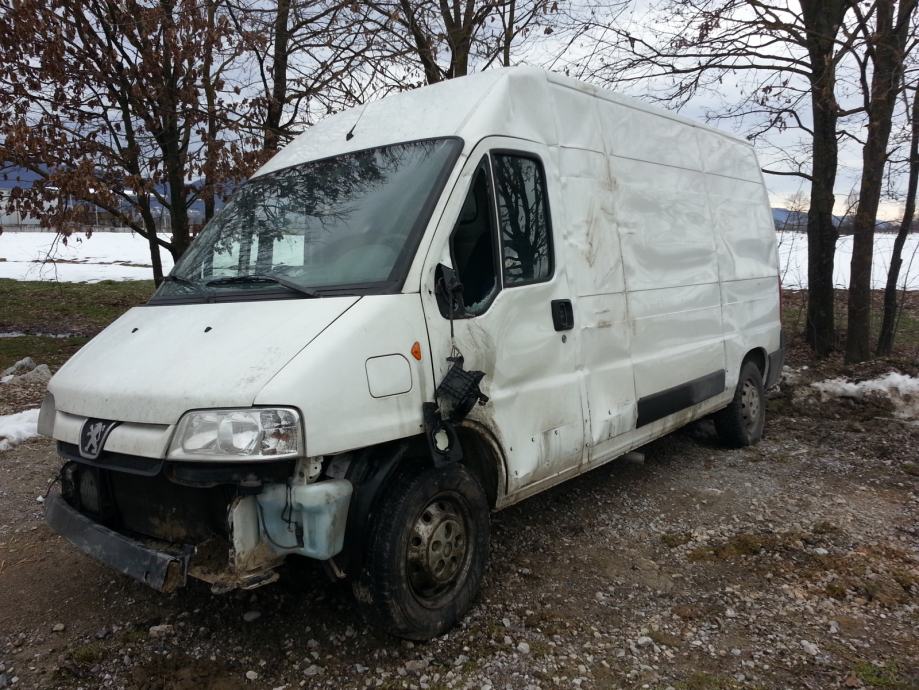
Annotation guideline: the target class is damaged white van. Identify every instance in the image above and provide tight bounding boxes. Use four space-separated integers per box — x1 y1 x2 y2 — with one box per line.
40 67 783 639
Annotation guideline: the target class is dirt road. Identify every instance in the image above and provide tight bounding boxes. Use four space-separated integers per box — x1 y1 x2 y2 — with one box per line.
1 363 918 690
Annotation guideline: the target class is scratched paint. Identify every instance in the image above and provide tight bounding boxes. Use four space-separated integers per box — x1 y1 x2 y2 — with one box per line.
43 69 781 593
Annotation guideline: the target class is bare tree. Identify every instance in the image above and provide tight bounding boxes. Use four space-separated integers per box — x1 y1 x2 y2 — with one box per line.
225 0 383 153
362 0 570 85
877 75 919 353
577 0 857 356
0 0 259 284
801 0 853 356
845 0 919 362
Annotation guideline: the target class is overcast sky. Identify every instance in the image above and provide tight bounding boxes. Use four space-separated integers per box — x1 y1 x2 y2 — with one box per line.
516 0 912 220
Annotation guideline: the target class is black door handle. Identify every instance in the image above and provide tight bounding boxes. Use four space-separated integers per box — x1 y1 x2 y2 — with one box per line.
551 299 574 331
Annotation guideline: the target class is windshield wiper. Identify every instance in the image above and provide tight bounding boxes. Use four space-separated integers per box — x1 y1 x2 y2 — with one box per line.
205 274 321 298
163 274 205 291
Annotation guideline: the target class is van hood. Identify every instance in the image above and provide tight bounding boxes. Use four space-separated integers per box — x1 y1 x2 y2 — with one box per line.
49 297 360 425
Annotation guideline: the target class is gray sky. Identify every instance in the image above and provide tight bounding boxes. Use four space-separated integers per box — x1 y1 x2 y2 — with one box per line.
518 0 911 220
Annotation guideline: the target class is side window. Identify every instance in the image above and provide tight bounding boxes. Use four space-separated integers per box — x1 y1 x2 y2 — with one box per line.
447 158 499 315
492 153 553 285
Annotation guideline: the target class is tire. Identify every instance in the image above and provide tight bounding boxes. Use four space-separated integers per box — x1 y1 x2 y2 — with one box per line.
352 462 490 640
714 361 766 447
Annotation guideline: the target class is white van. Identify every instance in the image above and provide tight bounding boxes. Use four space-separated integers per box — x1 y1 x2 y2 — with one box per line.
40 67 783 639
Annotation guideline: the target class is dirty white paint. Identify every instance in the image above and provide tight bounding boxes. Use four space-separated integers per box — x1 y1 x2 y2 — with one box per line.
255 294 434 456
48 297 359 425
46 67 780 540
411 71 778 498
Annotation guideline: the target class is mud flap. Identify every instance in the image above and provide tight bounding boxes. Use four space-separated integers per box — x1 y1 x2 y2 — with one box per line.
45 493 192 593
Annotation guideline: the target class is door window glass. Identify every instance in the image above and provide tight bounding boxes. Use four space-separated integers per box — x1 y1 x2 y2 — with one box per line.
448 158 499 315
492 153 553 285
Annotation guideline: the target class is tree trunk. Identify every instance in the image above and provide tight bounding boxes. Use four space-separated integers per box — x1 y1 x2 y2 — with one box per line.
845 0 916 363
202 0 218 224
263 0 290 151
450 39 471 78
502 0 516 66
877 84 919 355
438 0 474 79
161 99 191 261
400 0 442 84
800 0 847 356
140 203 164 285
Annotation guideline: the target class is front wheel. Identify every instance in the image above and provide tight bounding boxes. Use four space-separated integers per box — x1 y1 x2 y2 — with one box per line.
714 361 766 447
352 463 490 640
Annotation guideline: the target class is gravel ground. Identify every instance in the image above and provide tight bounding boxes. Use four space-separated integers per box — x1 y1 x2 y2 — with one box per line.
1 359 917 690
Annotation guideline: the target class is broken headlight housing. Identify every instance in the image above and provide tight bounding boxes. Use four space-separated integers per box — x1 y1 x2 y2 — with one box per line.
168 408 303 461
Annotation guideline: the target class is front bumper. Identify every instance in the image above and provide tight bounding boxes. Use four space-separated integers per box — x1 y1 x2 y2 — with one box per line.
46 454 355 593
45 493 192 592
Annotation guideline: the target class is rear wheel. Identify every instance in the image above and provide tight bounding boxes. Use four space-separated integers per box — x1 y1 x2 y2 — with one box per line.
714 361 765 447
352 463 489 640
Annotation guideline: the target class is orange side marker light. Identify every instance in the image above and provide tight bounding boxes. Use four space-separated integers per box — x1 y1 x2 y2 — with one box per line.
411 341 423 361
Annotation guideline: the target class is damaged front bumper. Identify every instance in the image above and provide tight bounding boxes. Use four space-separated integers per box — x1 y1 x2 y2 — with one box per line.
45 493 192 592
46 454 354 593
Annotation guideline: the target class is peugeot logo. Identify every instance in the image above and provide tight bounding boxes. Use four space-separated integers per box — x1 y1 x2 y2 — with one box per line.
79 418 120 460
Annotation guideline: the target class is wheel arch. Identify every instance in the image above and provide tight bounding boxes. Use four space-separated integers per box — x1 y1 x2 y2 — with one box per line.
454 420 507 510
332 424 506 576
742 347 768 379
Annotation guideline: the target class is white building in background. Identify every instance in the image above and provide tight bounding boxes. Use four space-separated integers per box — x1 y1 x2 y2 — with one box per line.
0 187 206 233
0 189 44 230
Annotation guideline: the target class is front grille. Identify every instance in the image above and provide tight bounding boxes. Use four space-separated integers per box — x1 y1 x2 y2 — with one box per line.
58 441 163 476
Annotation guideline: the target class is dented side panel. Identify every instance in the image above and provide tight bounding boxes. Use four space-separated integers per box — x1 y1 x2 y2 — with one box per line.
551 141 637 462
419 136 587 494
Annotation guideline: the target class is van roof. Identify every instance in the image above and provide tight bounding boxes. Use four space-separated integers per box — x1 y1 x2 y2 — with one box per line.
254 66 752 178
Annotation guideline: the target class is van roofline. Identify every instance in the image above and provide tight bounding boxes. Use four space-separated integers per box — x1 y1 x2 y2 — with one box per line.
251 66 753 180
541 69 753 148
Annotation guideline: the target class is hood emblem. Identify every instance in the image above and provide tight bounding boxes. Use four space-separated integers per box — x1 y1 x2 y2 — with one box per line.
79 418 120 460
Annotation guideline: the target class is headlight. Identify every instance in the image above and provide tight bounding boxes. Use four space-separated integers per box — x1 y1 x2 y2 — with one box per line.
168 408 303 461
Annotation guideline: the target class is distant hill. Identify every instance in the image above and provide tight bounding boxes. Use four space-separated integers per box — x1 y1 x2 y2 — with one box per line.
772 207 845 228
772 207 905 233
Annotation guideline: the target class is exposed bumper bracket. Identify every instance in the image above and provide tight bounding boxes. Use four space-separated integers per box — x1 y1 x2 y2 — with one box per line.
45 493 192 593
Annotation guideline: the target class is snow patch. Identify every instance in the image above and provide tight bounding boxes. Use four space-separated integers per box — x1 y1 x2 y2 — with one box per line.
0 231 173 282
811 372 919 419
0 408 41 451
776 231 919 290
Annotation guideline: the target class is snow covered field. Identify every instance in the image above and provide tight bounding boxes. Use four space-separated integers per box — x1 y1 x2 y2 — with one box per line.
0 231 173 282
777 231 919 290
0 230 917 288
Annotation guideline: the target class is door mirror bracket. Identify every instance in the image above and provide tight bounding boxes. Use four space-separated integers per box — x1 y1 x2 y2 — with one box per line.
435 263 467 325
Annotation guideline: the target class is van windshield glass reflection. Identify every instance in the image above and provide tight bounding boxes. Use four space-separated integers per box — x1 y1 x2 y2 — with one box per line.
155 138 460 299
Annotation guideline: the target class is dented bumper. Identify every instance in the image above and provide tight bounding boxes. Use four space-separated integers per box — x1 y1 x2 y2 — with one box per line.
45 493 192 592
46 454 355 593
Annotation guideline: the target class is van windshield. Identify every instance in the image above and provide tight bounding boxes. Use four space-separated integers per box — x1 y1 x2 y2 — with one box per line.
154 138 461 301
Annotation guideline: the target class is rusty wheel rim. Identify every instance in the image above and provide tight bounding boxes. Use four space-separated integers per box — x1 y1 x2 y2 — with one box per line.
406 494 470 604
740 378 761 431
